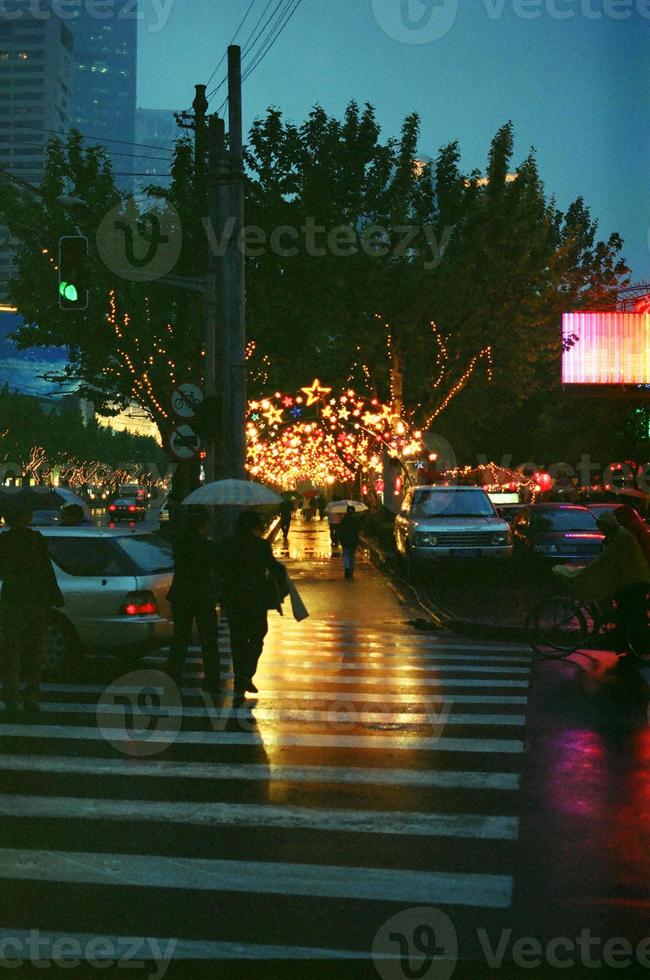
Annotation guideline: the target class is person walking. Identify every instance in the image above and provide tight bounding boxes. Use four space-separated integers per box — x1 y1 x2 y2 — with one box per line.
166 509 221 693
337 505 361 580
59 503 87 527
0 501 64 720
218 510 284 703
278 498 293 540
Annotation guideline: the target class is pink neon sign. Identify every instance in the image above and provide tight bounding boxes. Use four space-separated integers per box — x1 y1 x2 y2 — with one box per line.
562 312 650 385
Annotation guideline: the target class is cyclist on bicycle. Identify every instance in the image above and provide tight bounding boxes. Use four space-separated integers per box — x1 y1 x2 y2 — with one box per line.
554 511 649 663
616 504 650 570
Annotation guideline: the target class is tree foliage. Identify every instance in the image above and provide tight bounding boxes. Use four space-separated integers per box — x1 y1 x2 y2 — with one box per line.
0 109 630 458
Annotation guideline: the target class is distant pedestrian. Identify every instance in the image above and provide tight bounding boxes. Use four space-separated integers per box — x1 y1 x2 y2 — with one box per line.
337 505 361 580
278 498 293 539
218 510 284 703
0 502 64 720
166 509 221 693
317 495 327 520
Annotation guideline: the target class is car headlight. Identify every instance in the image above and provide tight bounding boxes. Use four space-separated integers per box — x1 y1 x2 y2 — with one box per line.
534 544 558 555
492 532 512 546
414 532 438 547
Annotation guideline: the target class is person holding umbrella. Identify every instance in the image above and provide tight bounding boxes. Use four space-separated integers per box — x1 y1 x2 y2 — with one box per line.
165 508 221 693
337 505 362 580
218 510 284 704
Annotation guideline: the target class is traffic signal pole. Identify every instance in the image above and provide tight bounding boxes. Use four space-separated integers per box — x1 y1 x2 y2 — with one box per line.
216 46 247 482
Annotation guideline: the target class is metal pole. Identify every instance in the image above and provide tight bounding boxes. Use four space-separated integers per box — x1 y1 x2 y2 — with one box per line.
203 113 221 485
227 45 247 481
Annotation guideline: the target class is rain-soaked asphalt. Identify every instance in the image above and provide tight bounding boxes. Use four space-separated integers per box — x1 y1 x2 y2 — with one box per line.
0 517 648 975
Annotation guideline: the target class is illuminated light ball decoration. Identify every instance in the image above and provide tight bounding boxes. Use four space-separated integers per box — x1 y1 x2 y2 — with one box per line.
246 381 424 492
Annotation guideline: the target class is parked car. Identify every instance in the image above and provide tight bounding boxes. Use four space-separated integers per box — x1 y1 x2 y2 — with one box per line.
0 527 176 675
586 502 627 523
512 503 604 562
108 498 148 522
394 486 513 573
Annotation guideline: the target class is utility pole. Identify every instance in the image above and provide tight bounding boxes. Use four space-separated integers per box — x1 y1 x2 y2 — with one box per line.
176 48 247 493
216 45 247 481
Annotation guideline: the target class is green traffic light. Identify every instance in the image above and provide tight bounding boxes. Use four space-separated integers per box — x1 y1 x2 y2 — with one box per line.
59 281 79 303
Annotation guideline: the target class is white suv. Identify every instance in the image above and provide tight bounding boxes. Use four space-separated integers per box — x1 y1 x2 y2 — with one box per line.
395 486 513 570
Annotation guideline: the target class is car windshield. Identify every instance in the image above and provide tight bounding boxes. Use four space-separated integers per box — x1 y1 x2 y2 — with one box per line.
114 535 174 574
531 509 599 532
412 489 496 518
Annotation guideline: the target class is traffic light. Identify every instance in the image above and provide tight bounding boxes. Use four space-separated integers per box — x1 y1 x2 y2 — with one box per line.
58 235 88 311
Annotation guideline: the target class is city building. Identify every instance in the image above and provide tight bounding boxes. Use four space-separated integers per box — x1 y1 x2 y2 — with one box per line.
71 9 137 192
0 0 74 300
134 107 177 194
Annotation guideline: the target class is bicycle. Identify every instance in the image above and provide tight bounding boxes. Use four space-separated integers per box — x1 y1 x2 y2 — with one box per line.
526 590 650 661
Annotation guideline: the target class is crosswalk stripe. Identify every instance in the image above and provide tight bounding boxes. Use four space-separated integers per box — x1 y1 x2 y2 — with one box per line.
146 658 531 678
0 756 521 789
158 653 531 673
39 684 528 705
0 929 370 961
0 848 514 908
34 702 527 727
0 796 519 840
0 725 525 752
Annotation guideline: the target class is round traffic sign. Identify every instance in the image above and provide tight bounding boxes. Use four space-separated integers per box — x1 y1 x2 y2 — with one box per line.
170 425 201 460
172 384 204 420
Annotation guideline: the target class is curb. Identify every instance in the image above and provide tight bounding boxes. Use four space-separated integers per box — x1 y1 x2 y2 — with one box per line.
363 534 529 642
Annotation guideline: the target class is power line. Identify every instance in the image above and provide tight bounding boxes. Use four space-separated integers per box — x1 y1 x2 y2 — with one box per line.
205 0 258 89
242 0 303 84
5 124 175 156
1 141 172 163
214 0 302 113
207 0 279 99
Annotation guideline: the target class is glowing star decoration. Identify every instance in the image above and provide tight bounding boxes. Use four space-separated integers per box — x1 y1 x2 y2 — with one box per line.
301 379 332 407
264 405 284 427
245 383 424 492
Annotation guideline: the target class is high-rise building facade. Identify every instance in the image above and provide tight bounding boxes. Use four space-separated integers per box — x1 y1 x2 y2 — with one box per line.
134 107 176 194
71 11 137 189
0 1 74 298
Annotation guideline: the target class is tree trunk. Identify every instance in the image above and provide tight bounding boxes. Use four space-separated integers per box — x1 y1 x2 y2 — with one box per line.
390 343 405 419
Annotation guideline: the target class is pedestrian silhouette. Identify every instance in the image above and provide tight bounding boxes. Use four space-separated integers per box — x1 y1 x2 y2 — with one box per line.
166 508 221 693
0 501 64 720
218 510 284 704
338 505 361 580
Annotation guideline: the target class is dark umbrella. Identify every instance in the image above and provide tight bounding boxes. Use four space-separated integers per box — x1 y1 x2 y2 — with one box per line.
0 487 83 519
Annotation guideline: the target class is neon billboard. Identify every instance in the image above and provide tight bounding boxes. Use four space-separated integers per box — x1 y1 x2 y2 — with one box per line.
562 312 650 385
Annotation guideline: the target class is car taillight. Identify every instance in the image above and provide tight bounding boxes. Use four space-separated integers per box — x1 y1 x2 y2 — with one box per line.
128 504 137 512
121 592 158 616
108 505 116 512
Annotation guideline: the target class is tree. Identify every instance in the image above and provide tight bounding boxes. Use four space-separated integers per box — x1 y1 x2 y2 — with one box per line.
244 108 629 436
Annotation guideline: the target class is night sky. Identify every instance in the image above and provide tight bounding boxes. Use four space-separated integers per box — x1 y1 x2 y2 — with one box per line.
138 0 650 282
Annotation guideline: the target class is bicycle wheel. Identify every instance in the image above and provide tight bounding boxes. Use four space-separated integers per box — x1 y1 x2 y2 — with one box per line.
526 595 590 659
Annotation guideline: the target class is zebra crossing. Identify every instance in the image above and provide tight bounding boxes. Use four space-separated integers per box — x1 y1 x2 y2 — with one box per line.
0 616 531 962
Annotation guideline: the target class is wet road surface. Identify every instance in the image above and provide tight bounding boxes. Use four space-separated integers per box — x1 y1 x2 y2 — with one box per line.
0 519 647 974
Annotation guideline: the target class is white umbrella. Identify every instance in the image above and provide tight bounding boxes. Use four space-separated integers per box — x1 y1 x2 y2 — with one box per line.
181 479 281 507
326 499 369 515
